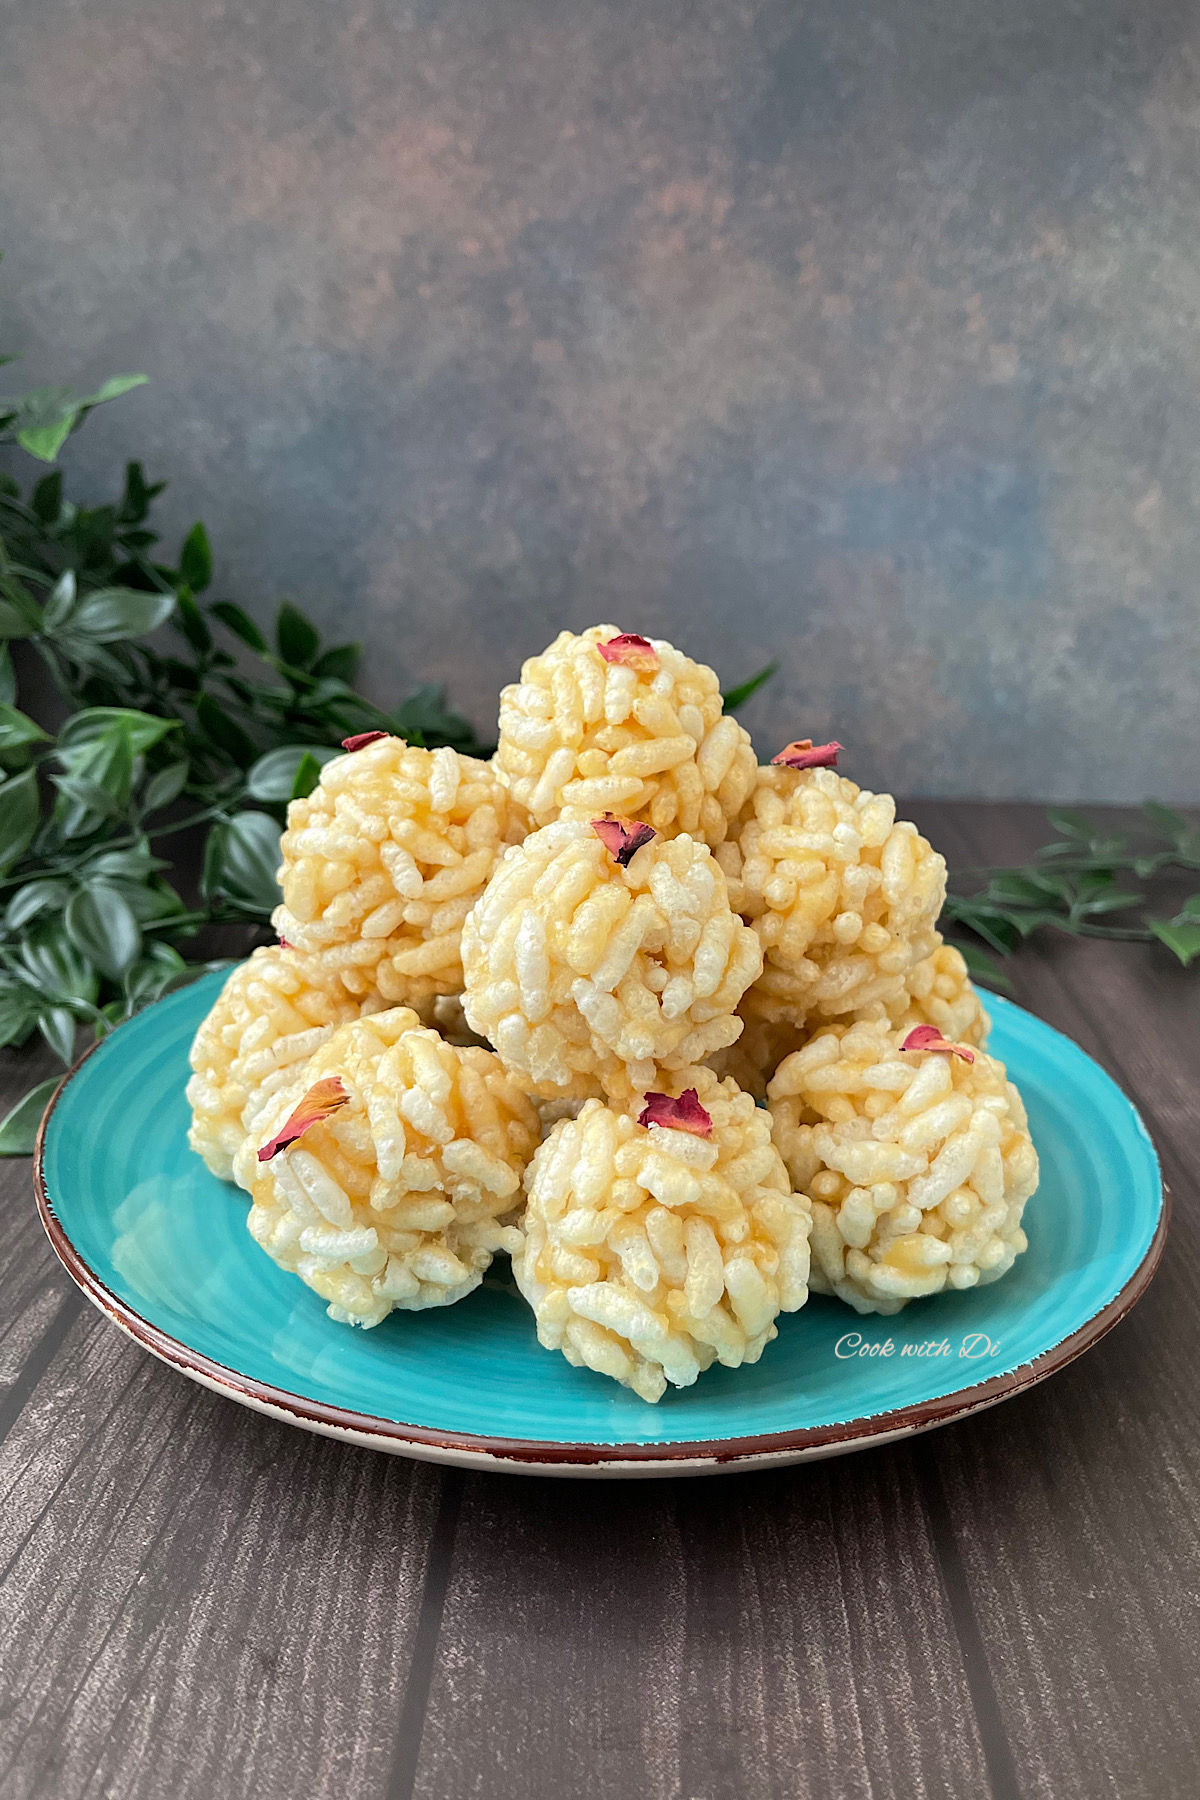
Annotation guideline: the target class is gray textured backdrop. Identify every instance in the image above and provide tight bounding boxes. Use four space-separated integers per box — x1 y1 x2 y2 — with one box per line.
2 0 1198 800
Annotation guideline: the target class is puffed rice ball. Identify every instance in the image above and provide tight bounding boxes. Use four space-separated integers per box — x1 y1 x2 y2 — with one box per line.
513 1068 812 1402
461 816 763 1100
234 1008 540 1325
187 945 384 1181
273 736 528 1009
718 764 947 1029
767 1020 1038 1314
496 625 757 845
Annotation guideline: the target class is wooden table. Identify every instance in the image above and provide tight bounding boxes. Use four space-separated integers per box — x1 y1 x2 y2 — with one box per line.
0 802 1195 1800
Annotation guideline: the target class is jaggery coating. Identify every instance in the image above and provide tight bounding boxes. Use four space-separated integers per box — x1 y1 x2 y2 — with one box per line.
273 737 528 1009
234 1008 540 1325
495 626 756 845
461 816 763 1100
513 1068 812 1401
187 944 383 1181
716 764 947 1030
767 1020 1038 1314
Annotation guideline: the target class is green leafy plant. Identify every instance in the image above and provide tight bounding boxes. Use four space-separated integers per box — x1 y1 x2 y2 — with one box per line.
943 803 1200 984
0 340 493 1149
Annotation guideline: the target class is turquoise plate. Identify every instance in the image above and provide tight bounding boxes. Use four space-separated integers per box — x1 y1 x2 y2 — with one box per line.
35 971 1165 1478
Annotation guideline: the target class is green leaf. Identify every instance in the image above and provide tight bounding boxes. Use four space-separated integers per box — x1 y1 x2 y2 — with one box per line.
14 919 100 1004
1074 889 1145 918
196 693 257 767
311 643 360 684
65 882 141 979
53 772 127 834
1143 800 1188 843
142 759 189 812
1150 918 1200 968
722 660 779 713
0 703 51 758
41 569 78 630
0 769 40 869
949 939 1015 993
246 742 337 802
56 708 177 756
5 878 70 930
37 1005 77 1064
65 585 174 642
0 982 40 1047
276 601 321 670
208 810 282 912
0 646 14 705
31 470 63 525
82 844 167 881
210 601 268 655
78 373 149 409
178 521 213 593
1177 893 1200 920
0 1077 61 1156
291 751 323 800
174 586 211 653
119 460 155 525
392 683 486 754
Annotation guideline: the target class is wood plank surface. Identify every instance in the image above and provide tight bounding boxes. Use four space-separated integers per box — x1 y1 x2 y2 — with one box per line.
0 803 1194 1800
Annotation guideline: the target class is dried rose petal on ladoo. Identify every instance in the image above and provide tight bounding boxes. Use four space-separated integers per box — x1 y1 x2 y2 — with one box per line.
273 734 529 1010
186 943 388 1181
512 1067 812 1402
460 815 763 1100
233 1008 540 1326
716 756 947 1031
495 625 756 845
767 1019 1038 1314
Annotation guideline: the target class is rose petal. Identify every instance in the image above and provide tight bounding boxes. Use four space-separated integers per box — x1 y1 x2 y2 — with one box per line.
340 730 389 753
770 738 843 770
900 1025 975 1064
257 1077 351 1162
597 633 658 669
637 1089 714 1138
591 813 657 868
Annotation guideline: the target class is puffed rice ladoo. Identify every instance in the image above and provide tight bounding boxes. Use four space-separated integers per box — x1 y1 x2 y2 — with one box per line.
717 762 947 1032
273 735 528 1010
186 943 386 1181
495 625 757 845
513 1067 812 1401
461 814 763 1100
767 1019 1038 1314
234 1008 540 1326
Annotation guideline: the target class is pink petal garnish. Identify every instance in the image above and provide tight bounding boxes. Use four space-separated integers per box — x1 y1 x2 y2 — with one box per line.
900 1025 975 1064
638 1089 714 1138
591 813 656 867
257 1077 350 1162
597 633 657 669
770 738 843 770
340 730 389 753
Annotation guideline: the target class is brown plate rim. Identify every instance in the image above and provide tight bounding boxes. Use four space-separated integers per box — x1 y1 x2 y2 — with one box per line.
33 1032 1170 1470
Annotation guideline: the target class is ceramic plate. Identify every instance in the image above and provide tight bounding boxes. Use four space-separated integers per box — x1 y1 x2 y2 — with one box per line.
35 971 1165 1478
